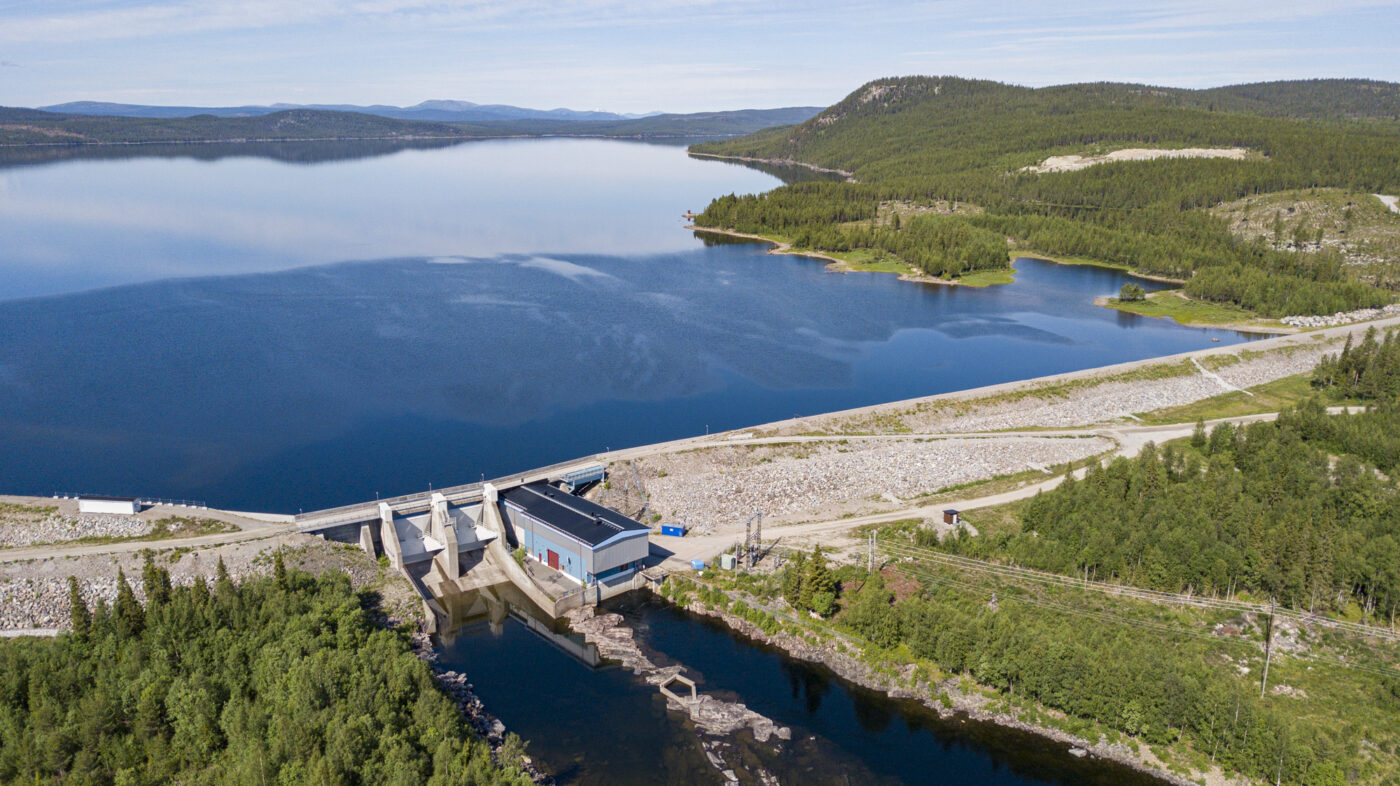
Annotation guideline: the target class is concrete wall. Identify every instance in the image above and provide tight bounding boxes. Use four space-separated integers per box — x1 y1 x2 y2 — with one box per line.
78 498 139 515
313 519 377 547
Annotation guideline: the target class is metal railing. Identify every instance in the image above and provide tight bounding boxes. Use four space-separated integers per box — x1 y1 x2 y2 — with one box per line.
294 455 606 529
53 492 207 509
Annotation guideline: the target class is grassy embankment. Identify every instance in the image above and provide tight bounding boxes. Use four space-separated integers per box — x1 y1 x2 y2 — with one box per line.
1103 289 1289 329
1134 371 1318 424
69 516 241 546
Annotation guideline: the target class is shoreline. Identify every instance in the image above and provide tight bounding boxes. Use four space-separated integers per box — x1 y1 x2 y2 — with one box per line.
692 224 1291 333
1091 295 1295 335
688 224 981 287
411 627 554 783
685 151 857 181
1012 249 1189 285
660 590 1196 786
0 131 751 150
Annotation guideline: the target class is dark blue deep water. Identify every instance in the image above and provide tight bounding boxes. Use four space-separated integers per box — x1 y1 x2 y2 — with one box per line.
0 139 1259 512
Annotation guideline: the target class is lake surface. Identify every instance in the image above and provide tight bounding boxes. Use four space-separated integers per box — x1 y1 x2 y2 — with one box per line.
435 586 1163 786
0 138 1261 512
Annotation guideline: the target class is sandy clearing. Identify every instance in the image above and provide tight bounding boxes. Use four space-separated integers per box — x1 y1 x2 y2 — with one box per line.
1376 194 1400 214
1024 147 1250 174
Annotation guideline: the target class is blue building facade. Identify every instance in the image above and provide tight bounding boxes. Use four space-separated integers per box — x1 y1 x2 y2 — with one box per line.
502 482 650 585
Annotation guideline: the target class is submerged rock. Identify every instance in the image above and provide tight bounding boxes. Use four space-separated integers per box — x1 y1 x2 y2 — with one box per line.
564 606 789 783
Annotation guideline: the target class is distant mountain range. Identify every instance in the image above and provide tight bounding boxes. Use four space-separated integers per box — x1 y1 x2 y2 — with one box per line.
0 102 824 147
42 99 700 124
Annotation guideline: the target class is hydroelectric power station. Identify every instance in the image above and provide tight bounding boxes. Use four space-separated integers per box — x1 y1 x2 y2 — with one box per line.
293 459 656 629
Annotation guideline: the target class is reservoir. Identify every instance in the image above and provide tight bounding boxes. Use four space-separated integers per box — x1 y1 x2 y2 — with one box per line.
436 585 1163 785
0 138 1259 512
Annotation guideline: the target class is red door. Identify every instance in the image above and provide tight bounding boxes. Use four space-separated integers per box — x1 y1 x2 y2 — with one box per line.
547 550 559 570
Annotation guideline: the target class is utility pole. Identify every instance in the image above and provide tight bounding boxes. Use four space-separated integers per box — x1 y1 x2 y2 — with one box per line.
740 510 763 568
1260 599 1276 698
868 532 876 572
752 510 762 567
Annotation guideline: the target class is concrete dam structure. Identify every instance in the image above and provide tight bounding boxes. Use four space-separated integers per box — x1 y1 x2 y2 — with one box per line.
295 461 654 627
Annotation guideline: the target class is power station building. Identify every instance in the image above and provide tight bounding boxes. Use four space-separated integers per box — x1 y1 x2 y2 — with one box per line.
501 482 649 585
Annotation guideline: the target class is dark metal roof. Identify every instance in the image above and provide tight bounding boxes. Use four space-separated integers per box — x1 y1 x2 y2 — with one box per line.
79 495 138 503
501 482 648 548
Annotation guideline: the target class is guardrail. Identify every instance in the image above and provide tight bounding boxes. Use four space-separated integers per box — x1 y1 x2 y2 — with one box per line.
53 493 208 509
293 455 607 529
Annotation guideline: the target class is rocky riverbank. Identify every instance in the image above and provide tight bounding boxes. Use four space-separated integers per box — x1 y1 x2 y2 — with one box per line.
411 631 554 784
665 592 1202 786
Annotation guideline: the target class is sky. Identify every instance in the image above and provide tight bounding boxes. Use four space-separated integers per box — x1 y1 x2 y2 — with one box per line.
1 0 1398 112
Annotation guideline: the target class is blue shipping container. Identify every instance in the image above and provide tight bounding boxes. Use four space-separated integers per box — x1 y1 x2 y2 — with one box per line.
660 524 686 537
690 559 706 571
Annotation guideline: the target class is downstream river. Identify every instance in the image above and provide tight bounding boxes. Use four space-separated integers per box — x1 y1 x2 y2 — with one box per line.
0 138 1257 511
437 584 1164 785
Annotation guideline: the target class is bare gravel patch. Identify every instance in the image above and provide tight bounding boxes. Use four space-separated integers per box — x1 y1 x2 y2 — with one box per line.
1023 147 1249 174
641 436 1110 533
0 534 406 631
0 508 154 548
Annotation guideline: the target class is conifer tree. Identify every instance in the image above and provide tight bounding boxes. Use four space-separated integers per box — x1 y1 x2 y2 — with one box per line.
67 576 90 638
141 552 172 607
114 568 144 638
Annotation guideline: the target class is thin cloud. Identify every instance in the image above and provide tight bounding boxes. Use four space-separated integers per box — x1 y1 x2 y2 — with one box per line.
0 0 778 44
0 0 1395 109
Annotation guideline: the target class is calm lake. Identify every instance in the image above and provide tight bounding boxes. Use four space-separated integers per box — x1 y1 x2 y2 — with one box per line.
0 138 1260 512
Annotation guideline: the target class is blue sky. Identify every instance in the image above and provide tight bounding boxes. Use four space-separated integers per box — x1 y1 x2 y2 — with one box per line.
2 0 1397 111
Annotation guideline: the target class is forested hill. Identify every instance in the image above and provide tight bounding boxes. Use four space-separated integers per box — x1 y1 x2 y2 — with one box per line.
0 105 822 146
693 76 1400 181
1199 79 1400 123
690 76 1400 316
